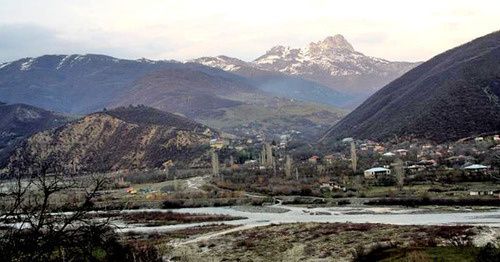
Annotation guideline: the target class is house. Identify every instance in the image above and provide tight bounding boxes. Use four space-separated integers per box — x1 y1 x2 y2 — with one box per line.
464 164 489 170
210 138 230 149
203 128 212 136
383 152 395 157
469 190 494 196
364 167 391 179
308 156 320 164
324 155 336 164
396 149 409 156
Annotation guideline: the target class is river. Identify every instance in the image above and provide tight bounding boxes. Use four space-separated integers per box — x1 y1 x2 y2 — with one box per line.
117 205 500 233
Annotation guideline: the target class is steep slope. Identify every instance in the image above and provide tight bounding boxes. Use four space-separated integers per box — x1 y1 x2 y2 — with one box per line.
10 106 216 172
321 31 500 143
0 103 69 167
252 35 418 95
192 56 353 108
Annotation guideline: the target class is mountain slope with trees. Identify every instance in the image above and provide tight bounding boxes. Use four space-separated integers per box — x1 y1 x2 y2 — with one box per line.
321 31 500 143
0 102 69 166
9 106 216 171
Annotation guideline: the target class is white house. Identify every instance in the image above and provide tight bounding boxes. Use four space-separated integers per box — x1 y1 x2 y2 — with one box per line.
464 164 489 170
364 167 391 179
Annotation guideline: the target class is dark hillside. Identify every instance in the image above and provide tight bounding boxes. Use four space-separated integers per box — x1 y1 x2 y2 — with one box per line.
321 31 500 143
0 103 69 166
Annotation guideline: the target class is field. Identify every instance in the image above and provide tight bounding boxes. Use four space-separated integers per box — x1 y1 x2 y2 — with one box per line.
196 99 348 138
159 223 500 261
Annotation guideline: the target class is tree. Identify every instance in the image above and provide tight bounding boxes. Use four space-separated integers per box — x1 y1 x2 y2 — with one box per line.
211 149 220 180
350 141 357 173
0 150 161 261
285 155 292 179
394 158 405 190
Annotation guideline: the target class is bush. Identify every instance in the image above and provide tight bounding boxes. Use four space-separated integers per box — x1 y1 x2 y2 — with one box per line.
477 243 500 262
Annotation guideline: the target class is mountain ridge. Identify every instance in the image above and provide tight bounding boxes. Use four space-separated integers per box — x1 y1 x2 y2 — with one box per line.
191 34 419 107
9 106 216 172
0 102 70 167
320 31 500 143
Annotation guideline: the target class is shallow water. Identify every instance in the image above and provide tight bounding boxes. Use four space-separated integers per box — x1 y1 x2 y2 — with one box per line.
117 205 500 233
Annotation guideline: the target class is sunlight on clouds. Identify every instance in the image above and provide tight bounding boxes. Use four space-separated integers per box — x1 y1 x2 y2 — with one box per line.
0 0 498 62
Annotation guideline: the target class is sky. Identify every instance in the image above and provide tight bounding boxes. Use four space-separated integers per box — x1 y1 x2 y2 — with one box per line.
0 0 499 63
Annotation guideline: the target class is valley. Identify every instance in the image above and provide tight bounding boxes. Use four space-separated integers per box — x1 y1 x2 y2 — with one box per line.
0 28 499 262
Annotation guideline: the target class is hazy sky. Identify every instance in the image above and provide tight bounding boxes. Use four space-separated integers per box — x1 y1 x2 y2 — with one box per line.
0 0 499 63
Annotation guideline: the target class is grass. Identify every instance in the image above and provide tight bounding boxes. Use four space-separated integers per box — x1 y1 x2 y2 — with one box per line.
161 222 486 262
196 99 347 136
357 182 499 198
368 246 481 262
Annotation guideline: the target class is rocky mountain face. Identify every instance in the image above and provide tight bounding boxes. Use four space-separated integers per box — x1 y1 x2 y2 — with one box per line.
10 106 215 172
192 35 419 106
321 31 500 143
0 103 69 167
253 35 412 79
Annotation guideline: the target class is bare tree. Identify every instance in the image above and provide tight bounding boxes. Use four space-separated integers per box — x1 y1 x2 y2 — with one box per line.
0 150 116 261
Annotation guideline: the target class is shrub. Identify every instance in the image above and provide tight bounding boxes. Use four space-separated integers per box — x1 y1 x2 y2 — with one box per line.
476 243 500 262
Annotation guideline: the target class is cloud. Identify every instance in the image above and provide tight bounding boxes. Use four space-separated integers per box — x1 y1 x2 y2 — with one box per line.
0 0 499 63
0 24 64 60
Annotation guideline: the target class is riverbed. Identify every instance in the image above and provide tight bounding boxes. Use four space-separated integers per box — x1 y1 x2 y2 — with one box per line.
117 205 500 233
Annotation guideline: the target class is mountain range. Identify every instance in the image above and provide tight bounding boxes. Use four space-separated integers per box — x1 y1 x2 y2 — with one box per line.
192 34 419 107
0 53 347 138
321 31 500 143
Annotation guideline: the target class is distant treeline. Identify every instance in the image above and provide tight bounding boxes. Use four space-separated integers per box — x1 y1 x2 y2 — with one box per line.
365 197 500 207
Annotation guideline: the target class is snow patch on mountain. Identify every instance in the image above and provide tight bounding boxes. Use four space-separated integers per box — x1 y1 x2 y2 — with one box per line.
20 58 35 71
0 62 11 70
253 34 415 78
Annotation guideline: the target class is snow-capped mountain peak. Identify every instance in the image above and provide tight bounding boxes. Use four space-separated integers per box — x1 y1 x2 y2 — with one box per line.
190 34 419 95
252 34 417 81
189 55 251 71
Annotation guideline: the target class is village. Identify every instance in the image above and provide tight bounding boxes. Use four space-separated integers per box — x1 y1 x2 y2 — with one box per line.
116 132 499 203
